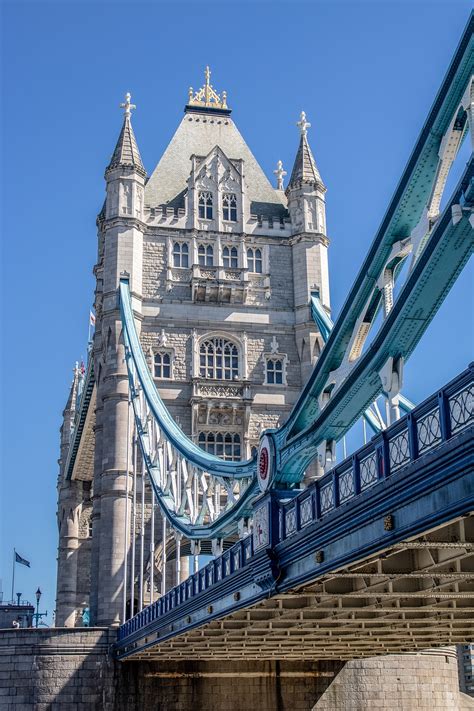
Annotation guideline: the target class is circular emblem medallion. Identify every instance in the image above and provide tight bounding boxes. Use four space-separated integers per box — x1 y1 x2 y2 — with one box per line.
257 434 274 492
259 447 269 480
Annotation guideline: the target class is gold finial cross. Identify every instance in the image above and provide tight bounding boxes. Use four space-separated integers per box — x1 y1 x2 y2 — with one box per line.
273 160 287 190
120 92 136 118
297 111 311 137
187 67 228 109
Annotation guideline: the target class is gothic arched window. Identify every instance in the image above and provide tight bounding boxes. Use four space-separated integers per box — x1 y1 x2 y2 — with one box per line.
222 193 237 222
199 337 239 380
173 242 189 268
154 352 172 379
266 356 285 385
198 244 214 267
198 191 213 220
198 432 241 460
247 247 262 273
223 246 238 268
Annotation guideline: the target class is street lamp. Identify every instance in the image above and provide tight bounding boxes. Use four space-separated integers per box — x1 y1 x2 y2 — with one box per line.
34 587 47 628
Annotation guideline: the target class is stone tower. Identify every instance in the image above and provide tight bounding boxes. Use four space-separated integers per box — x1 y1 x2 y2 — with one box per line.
90 94 146 626
56 70 331 626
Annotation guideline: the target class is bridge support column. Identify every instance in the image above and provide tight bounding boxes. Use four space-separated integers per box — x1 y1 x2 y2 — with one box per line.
89 396 103 624
55 480 82 627
95 321 133 626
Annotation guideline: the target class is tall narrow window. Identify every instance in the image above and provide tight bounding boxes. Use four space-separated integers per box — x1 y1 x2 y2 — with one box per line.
198 191 213 219
154 352 172 379
223 246 238 268
199 338 239 380
247 247 262 273
173 242 189 268
198 244 214 267
222 193 237 222
198 432 241 460
266 357 284 385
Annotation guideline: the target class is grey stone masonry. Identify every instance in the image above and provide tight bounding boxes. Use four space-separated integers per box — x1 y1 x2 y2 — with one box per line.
2 630 473 710
57 94 332 628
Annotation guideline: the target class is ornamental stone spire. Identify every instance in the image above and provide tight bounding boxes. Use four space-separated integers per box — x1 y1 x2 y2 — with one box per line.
286 110 328 244
287 111 324 192
106 92 146 177
273 160 287 190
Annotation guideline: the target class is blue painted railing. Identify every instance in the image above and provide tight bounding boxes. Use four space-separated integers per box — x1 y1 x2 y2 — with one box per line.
118 364 473 642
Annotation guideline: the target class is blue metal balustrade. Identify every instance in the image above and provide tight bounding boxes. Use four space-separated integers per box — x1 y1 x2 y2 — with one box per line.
116 365 473 657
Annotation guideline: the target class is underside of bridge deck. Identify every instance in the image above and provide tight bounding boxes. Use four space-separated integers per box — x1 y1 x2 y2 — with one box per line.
129 514 474 661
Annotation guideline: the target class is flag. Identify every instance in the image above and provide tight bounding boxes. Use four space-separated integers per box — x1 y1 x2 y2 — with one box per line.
89 311 96 327
15 552 30 568
80 360 86 375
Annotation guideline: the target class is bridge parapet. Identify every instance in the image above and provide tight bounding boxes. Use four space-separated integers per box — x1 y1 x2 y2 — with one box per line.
279 364 473 541
117 365 473 658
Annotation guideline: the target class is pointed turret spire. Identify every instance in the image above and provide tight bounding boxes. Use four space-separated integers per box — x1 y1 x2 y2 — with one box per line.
60 363 81 452
287 111 324 192
106 92 146 176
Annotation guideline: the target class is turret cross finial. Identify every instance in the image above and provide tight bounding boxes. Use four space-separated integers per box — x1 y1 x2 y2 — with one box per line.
297 110 311 137
120 92 136 118
273 160 287 190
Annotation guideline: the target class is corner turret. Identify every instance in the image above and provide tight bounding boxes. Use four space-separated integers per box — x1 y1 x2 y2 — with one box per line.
287 112 331 384
286 111 327 236
105 93 146 221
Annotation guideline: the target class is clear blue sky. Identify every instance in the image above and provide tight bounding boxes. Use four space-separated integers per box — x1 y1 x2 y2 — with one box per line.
1 1 472 623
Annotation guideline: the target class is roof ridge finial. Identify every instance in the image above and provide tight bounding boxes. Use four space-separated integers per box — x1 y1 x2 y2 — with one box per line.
273 160 287 190
187 67 228 110
205 65 211 104
120 92 136 119
297 110 311 137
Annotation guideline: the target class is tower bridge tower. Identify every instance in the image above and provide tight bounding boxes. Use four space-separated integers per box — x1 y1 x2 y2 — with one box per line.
56 68 331 627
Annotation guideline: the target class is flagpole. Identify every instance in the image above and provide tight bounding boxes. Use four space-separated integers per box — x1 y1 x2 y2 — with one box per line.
11 548 15 602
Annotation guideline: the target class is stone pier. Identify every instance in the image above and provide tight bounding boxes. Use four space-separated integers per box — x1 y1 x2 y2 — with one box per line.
1 629 474 710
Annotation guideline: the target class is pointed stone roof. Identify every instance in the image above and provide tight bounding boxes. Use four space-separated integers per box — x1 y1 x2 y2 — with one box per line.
145 110 287 218
106 93 146 177
287 112 324 192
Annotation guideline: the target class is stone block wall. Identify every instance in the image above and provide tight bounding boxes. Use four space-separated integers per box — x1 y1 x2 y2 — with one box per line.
1 629 474 710
313 649 474 710
0 628 116 710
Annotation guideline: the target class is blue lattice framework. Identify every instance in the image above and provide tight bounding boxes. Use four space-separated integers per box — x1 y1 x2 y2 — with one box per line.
116 364 474 657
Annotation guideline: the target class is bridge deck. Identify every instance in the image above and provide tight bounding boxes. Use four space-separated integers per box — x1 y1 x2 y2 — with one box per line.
128 518 473 660
116 367 474 661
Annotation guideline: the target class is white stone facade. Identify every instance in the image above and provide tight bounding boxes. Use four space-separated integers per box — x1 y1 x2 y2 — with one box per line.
56 79 331 627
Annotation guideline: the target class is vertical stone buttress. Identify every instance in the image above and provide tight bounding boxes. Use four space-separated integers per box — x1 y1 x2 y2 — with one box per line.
90 103 146 625
56 367 83 626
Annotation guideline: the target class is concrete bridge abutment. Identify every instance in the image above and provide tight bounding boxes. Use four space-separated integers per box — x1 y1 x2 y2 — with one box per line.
1 628 473 710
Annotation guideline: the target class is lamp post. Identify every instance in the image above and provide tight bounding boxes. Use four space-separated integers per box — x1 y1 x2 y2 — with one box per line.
34 588 48 628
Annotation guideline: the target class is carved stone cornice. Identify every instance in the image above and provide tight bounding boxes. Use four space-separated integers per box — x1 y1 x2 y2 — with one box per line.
102 215 147 232
289 232 330 247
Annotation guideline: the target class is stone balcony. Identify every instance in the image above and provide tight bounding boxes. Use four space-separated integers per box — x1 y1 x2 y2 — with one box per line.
191 264 249 303
191 379 252 401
